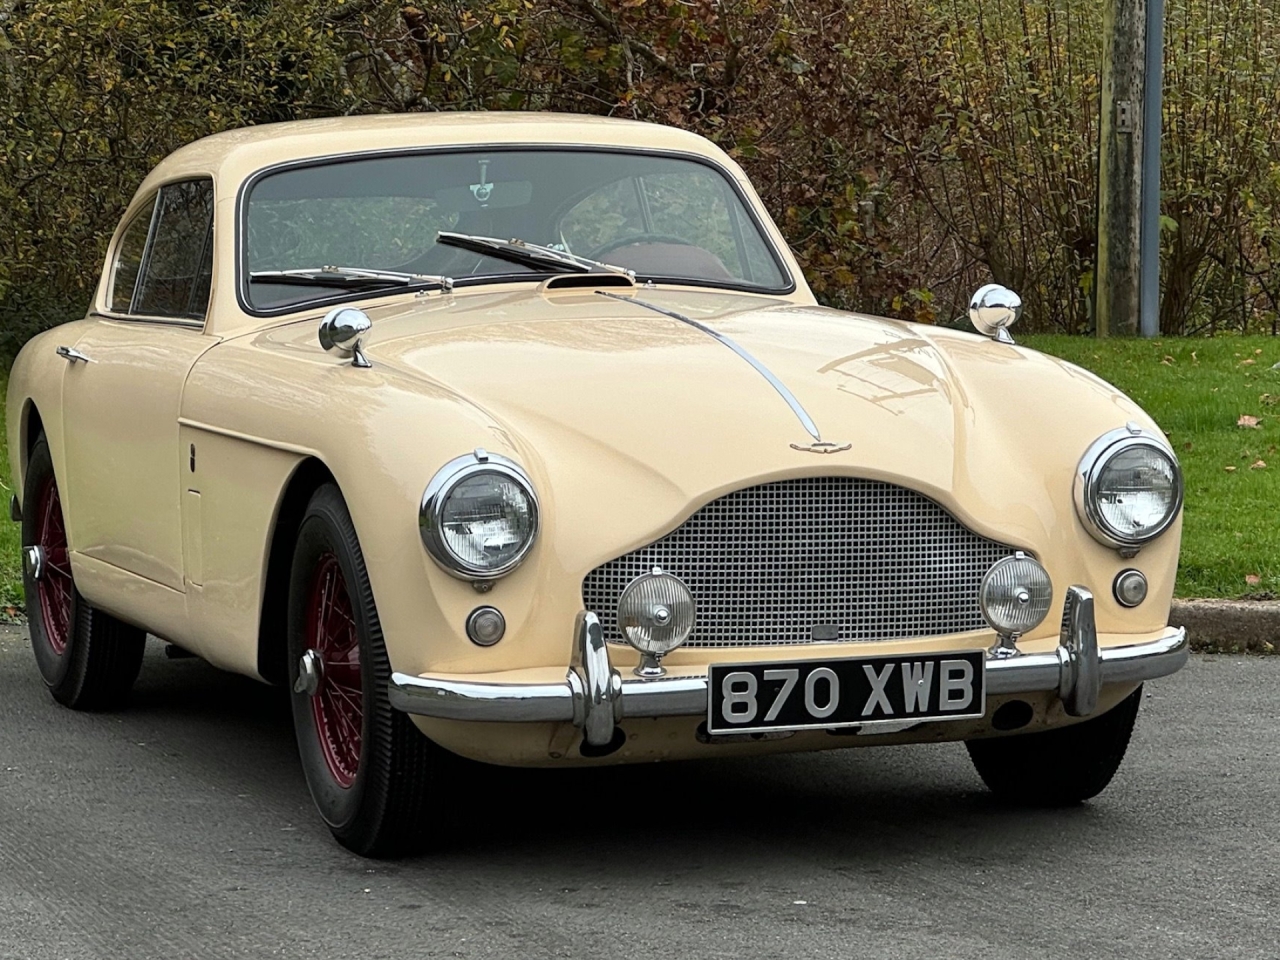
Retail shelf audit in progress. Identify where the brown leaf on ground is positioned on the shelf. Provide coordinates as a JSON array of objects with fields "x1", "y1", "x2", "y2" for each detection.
[
  {"x1": 1242, "y1": 358, "x2": 1257, "y2": 366},
  {"x1": 1238, "y1": 414, "x2": 1261, "y2": 428},
  {"x1": 1247, "y1": 574, "x2": 1262, "y2": 586},
  {"x1": 1161, "y1": 355, "x2": 1174, "y2": 365},
  {"x1": 1225, "y1": 465, "x2": 1238, "y2": 472},
  {"x1": 1251, "y1": 459, "x2": 1267, "y2": 469}
]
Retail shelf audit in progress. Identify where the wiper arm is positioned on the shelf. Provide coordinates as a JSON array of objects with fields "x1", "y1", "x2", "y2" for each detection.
[
  {"x1": 436, "y1": 232, "x2": 634, "y2": 279},
  {"x1": 249, "y1": 266, "x2": 452, "y2": 289}
]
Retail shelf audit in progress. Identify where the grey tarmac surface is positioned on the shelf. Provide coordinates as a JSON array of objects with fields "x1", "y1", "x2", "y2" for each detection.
[{"x1": 1, "y1": 624, "x2": 1277, "y2": 960}]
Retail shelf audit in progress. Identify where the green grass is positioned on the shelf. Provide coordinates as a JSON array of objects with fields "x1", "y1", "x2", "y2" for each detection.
[
  {"x1": 0, "y1": 337, "x2": 1274, "y2": 609},
  {"x1": 0, "y1": 381, "x2": 21, "y2": 617},
  {"x1": 1023, "y1": 335, "x2": 1280, "y2": 600}
]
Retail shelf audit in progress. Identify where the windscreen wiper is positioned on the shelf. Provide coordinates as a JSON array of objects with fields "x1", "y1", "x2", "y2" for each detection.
[
  {"x1": 436, "y1": 232, "x2": 634, "y2": 278},
  {"x1": 249, "y1": 266, "x2": 451, "y2": 290}
]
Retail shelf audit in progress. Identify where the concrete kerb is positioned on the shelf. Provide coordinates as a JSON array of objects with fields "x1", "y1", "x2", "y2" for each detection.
[{"x1": 1171, "y1": 599, "x2": 1280, "y2": 655}]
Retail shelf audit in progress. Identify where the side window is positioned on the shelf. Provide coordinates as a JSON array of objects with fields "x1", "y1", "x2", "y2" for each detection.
[
  {"x1": 109, "y1": 201, "x2": 155, "y2": 312},
  {"x1": 132, "y1": 179, "x2": 215, "y2": 320}
]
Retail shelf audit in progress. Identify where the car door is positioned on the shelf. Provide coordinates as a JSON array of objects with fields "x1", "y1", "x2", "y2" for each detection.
[{"x1": 59, "y1": 178, "x2": 217, "y2": 592}]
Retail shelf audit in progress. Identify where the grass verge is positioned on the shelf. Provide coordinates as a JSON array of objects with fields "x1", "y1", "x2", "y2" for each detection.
[
  {"x1": 1023, "y1": 334, "x2": 1280, "y2": 600},
  {"x1": 0, "y1": 380, "x2": 21, "y2": 617}
]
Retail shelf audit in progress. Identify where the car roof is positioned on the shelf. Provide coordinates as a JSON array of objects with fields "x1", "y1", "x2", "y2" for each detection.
[{"x1": 138, "y1": 112, "x2": 733, "y2": 193}]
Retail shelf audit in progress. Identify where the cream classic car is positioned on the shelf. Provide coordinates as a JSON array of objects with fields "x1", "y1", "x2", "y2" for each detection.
[{"x1": 7, "y1": 114, "x2": 1188, "y2": 857}]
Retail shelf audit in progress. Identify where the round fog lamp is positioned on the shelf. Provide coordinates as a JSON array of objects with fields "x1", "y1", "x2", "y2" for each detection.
[
  {"x1": 617, "y1": 569, "x2": 695, "y2": 676},
  {"x1": 980, "y1": 552, "x2": 1053, "y2": 640},
  {"x1": 1113, "y1": 569, "x2": 1148, "y2": 608},
  {"x1": 466, "y1": 606, "x2": 506, "y2": 646}
]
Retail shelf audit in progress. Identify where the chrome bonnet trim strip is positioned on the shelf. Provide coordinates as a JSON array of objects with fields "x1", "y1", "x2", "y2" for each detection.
[{"x1": 597, "y1": 290, "x2": 822, "y2": 441}]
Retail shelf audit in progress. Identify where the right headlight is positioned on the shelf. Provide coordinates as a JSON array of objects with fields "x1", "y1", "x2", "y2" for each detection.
[
  {"x1": 1074, "y1": 426, "x2": 1183, "y2": 550},
  {"x1": 420, "y1": 450, "x2": 539, "y2": 580}
]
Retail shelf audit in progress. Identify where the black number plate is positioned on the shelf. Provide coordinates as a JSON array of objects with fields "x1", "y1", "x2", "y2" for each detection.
[{"x1": 707, "y1": 650, "x2": 986, "y2": 735}]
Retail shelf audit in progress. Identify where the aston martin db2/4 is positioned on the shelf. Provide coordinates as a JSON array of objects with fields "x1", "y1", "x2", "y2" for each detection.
[{"x1": 7, "y1": 114, "x2": 1188, "y2": 856}]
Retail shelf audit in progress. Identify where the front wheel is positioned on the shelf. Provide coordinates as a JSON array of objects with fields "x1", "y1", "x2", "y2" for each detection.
[
  {"x1": 286, "y1": 483, "x2": 441, "y2": 857},
  {"x1": 965, "y1": 686, "x2": 1143, "y2": 805},
  {"x1": 23, "y1": 433, "x2": 145, "y2": 709}
]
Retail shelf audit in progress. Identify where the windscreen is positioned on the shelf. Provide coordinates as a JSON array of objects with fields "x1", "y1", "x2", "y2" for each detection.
[{"x1": 244, "y1": 149, "x2": 788, "y2": 309}]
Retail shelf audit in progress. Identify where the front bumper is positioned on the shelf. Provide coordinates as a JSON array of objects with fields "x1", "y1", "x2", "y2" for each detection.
[{"x1": 389, "y1": 585, "x2": 1189, "y2": 747}]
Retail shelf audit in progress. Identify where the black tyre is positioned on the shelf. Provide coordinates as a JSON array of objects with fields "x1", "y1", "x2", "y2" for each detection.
[
  {"x1": 23, "y1": 433, "x2": 146, "y2": 709},
  {"x1": 966, "y1": 686, "x2": 1143, "y2": 805},
  {"x1": 286, "y1": 483, "x2": 440, "y2": 857}
]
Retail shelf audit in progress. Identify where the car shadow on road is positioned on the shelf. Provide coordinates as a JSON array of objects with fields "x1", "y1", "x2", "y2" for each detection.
[{"x1": 123, "y1": 643, "x2": 1133, "y2": 873}]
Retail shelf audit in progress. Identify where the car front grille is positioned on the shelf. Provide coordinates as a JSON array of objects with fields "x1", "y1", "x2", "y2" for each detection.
[{"x1": 582, "y1": 476, "x2": 1016, "y2": 648}]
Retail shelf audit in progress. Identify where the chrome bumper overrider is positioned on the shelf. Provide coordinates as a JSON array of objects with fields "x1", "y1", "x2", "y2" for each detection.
[{"x1": 388, "y1": 586, "x2": 1189, "y2": 748}]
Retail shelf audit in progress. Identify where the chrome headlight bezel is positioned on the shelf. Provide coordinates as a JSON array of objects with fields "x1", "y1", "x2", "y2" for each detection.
[
  {"x1": 1073, "y1": 426, "x2": 1183, "y2": 550},
  {"x1": 419, "y1": 450, "x2": 540, "y2": 581}
]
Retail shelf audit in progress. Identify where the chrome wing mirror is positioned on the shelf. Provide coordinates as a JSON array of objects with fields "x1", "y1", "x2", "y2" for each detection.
[
  {"x1": 969, "y1": 284, "x2": 1022, "y2": 345},
  {"x1": 319, "y1": 307, "x2": 372, "y2": 368}
]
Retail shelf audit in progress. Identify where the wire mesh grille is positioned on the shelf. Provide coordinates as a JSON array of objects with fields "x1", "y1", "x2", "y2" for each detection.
[{"x1": 582, "y1": 476, "x2": 1016, "y2": 647}]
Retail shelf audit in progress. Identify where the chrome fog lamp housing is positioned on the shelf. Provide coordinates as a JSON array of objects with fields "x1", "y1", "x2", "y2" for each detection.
[
  {"x1": 1074, "y1": 425, "x2": 1183, "y2": 552},
  {"x1": 420, "y1": 449, "x2": 539, "y2": 581},
  {"x1": 617, "y1": 568, "x2": 696, "y2": 677},
  {"x1": 980, "y1": 552, "x2": 1053, "y2": 655}
]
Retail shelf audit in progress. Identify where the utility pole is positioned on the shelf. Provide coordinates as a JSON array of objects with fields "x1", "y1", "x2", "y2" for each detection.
[
  {"x1": 1096, "y1": 0, "x2": 1146, "y2": 337},
  {"x1": 1139, "y1": 0, "x2": 1166, "y2": 337}
]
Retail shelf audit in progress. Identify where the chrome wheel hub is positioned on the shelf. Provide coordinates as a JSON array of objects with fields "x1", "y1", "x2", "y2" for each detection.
[
  {"x1": 294, "y1": 648, "x2": 324, "y2": 697},
  {"x1": 23, "y1": 545, "x2": 45, "y2": 581}
]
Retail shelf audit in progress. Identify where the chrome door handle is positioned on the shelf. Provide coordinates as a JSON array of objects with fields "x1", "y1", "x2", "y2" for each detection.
[{"x1": 56, "y1": 345, "x2": 93, "y2": 364}]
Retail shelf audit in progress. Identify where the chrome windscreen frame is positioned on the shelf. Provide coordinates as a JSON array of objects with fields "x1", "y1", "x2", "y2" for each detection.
[
  {"x1": 419, "y1": 449, "x2": 540, "y2": 581},
  {"x1": 1073, "y1": 424, "x2": 1184, "y2": 551}
]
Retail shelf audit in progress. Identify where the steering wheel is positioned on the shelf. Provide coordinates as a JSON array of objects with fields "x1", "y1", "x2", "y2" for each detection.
[{"x1": 588, "y1": 233, "x2": 699, "y2": 259}]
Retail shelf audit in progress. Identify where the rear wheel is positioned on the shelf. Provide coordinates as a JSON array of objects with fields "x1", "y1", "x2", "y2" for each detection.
[
  {"x1": 965, "y1": 686, "x2": 1143, "y2": 805},
  {"x1": 24, "y1": 433, "x2": 146, "y2": 709},
  {"x1": 286, "y1": 483, "x2": 441, "y2": 857}
]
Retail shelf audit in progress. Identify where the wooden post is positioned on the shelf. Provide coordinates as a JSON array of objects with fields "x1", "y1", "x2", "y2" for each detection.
[{"x1": 1096, "y1": 0, "x2": 1146, "y2": 337}]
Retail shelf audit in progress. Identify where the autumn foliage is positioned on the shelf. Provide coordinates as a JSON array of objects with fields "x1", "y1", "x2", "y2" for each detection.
[{"x1": 1, "y1": 0, "x2": 1278, "y2": 357}]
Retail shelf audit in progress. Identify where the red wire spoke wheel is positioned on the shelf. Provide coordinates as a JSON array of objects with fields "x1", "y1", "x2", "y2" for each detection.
[
  {"x1": 305, "y1": 552, "x2": 363, "y2": 788},
  {"x1": 34, "y1": 475, "x2": 74, "y2": 656},
  {"x1": 287, "y1": 483, "x2": 440, "y2": 857},
  {"x1": 22, "y1": 432, "x2": 145, "y2": 710}
]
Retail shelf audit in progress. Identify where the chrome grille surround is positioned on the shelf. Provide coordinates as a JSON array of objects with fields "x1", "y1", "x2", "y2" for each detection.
[{"x1": 583, "y1": 476, "x2": 1018, "y2": 648}]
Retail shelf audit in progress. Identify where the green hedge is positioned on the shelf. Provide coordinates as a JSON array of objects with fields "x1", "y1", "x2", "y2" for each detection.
[{"x1": 2, "y1": 0, "x2": 1278, "y2": 357}]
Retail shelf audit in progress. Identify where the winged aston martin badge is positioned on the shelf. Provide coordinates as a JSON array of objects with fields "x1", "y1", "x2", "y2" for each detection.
[{"x1": 789, "y1": 440, "x2": 853, "y2": 454}]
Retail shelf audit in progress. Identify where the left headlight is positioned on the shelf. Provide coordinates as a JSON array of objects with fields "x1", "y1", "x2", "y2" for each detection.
[
  {"x1": 1074, "y1": 426, "x2": 1183, "y2": 550},
  {"x1": 420, "y1": 450, "x2": 539, "y2": 580}
]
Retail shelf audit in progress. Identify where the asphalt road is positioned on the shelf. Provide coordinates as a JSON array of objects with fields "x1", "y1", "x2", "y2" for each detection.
[{"x1": 1, "y1": 625, "x2": 1278, "y2": 960}]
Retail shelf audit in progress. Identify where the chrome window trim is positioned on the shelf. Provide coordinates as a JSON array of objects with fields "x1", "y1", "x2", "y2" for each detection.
[
  {"x1": 106, "y1": 193, "x2": 158, "y2": 314},
  {"x1": 1072, "y1": 426, "x2": 1184, "y2": 549},
  {"x1": 235, "y1": 143, "x2": 797, "y2": 319},
  {"x1": 103, "y1": 173, "x2": 216, "y2": 328},
  {"x1": 419, "y1": 450, "x2": 540, "y2": 581},
  {"x1": 89, "y1": 310, "x2": 206, "y2": 330}
]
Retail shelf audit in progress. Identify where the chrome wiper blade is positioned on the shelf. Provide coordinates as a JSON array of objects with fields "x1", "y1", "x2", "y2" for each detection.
[
  {"x1": 436, "y1": 232, "x2": 633, "y2": 278},
  {"x1": 249, "y1": 266, "x2": 450, "y2": 288}
]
